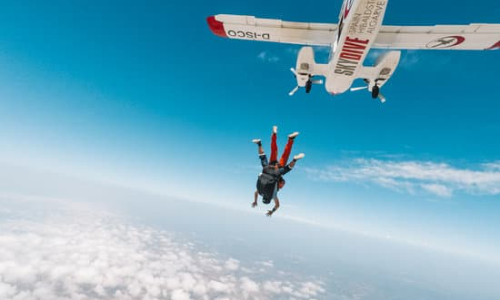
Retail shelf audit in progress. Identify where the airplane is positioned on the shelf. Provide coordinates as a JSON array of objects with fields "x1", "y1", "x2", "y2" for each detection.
[{"x1": 207, "y1": 0, "x2": 500, "y2": 103}]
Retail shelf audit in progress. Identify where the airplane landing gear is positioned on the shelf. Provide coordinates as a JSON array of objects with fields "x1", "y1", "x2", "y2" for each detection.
[
  {"x1": 289, "y1": 69, "x2": 323, "y2": 96},
  {"x1": 305, "y1": 79, "x2": 312, "y2": 93},
  {"x1": 351, "y1": 80, "x2": 386, "y2": 103},
  {"x1": 371, "y1": 85, "x2": 380, "y2": 99}
]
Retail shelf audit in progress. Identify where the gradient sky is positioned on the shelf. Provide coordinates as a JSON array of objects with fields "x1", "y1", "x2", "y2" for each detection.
[{"x1": 0, "y1": 0, "x2": 499, "y2": 263}]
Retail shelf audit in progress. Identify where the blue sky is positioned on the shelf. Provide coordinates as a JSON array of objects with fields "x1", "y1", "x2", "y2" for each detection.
[{"x1": 0, "y1": 0, "x2": 499, "y2": 262}]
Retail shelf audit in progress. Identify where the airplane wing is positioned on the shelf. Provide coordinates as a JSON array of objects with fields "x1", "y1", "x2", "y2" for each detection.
[
  {"x1": 208, "y1": 14, "x2": 500, "y2": 50},
  {"x1": 207, "y1": 15, "x2": 336, "y2": 46},
  {"x1": 375, "y1": 24, "x2": 500, "y2": 50}
]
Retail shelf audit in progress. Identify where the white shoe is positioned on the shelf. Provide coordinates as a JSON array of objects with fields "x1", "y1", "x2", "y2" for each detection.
[
  {"x1": 288, "y1": 132, "x2": 299, "y2": 139},
  {"x1": 293, "y1": 153, "x2": 305, "y2": 160},
  {"x1": 272, "y1": 126, "x2": 278, "y2": 134},
  {"x1": 252, "y1": 139, "x2": 261, "y2": 144}
]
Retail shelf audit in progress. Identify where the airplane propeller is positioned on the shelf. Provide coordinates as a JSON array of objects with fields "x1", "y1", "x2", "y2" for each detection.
[
  {"x1": 350, "y1": 86, "x2": 368, "y2": 92},
  {"x1": 289, "y1": 86, "x2": 300, "y2": 96}
]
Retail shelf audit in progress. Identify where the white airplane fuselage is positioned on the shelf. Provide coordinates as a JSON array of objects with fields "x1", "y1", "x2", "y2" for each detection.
[{"x1": 326, "y1": 0, "x2": 389, "y2": 95}]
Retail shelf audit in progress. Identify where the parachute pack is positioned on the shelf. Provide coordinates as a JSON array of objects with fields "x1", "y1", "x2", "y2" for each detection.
[{"x1": 256, "y1": 165, "x2": 279, "y2": 204}]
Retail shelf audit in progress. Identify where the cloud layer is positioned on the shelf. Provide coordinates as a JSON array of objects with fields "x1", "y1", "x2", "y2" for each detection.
[
  {"x1": 0, "y1": 197, "x2": 325, "y2": 300},
  {"x1": 305, "y1": 158, "x2": 500, "y2": 197},
  {"x1": 257, "y1": 51, "x2": 280, "y2": 63}
]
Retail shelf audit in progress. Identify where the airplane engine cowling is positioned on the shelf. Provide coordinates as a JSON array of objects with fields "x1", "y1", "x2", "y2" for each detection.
[
  {"x1": 371, "y1": 51, "x2": 401, "y2": 89},
  {"x1": 295, "y1": 47, "x2": 316, "y2": 87},
  {"x1": 289, "y1": 47, "x2": 328, "y2": 96},
  {"x1": 355, "y1": 51, "x2": 402, "y2": 102}
]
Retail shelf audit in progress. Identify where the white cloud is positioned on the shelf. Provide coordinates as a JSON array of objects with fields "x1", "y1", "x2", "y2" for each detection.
[
  {"x1": 483, "y1": 161, "x2": 500, "y2": 171},
  {"x1": 257, "y1": 260, "x2": 274, "y2": 268},
  {"x1": 400, "y1": 50, "x2": 420, "y2": 69},
  {"x1": 171, "y1": 289, "x2": 191, "y2": 300},
  {"x1": 224, "y1": 258, "x2": 240, "y2": 271},
  {"x1": 366, "y1": 50, "x2": 420, "y2": 70},
  {"x1": 0, "y1": 197, "x2": 325, "y2": 300},
  {"x1": 0, "y1": 282, "x2": 16, "y2": 299},
  {"x1": 367, "y1": 49, "x2": 387, "y2": 61},
  {"x1": 240, "y1": 277, "x2": 260, "y2": 293},
  {"x1": 263, "y1": 281, "x2": 282, "y2": 293},
  {"x1": 286, "y1": 46, "x2": 329, "y2": 57},
  {"x1": 257, "y1": 51, "x2": 280, "y2": 63},
  {"x1": 286, "y1": 47, "x2": 300, "y2": 56},
  {"x1": 305, "y1": 158, "x2": 500, "y2": 197},
  {"x1": 421, "y1": 183, "x2": 453, "y2": 197}
]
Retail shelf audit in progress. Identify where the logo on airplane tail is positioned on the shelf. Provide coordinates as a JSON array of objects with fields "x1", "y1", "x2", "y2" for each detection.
[{"x1": 426, "y1": 36, "x2": 466, "y2": 49}]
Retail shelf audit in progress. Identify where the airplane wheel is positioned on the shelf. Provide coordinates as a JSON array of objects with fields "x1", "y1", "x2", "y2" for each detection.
[
  {"x1": 305, "y1": 80, "x2": 312, "y2": 93},
  {"x1": 371, "y1": 85, "x2": 379, "y2": 99}
]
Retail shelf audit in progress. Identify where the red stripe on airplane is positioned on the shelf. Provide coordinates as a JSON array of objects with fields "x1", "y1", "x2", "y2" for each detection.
[
  {"x1": 344, "y1": 7, "x2": 351, "y2": 18},
  {"x1": 486, "y1": 41, "x2": 500, "y2": 50},
  {"x1": 451, "y1": 36, "x2": 466, "y2": 47},
  {"x1": 344, "y1": 0, "x2": 354, "y2": 18},
  {"x1": 207, "y1": 16, "x2": 227, "y2": 38}
]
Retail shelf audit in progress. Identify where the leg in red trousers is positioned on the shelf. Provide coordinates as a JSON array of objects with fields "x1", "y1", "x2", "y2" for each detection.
[
  {"x1": 270, "y1": 126, "x2": 278, "y2": 163},
  {"x1": 280, "y1": 132, "x2": 299, "y2": 166},
  {"x1": 279, "y1": 138, "x2": 294, "y2": 167}
]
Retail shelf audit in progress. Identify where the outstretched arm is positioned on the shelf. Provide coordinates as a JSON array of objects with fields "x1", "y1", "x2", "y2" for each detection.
[
  {"x1": 279, "y1": 164, "x2": 293, "y2": 176},
  {"x1": 279, "y1": 154, "x2": 304, "y2": 175},
  {"x1": 266, "y1": 197, "x2": 280, "y2": 217},
  {"x1": 252, "y1": 191, "x2": 258, "y2": 208}
]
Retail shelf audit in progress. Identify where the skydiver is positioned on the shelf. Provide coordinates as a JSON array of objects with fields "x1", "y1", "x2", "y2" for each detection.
[{"x1": 251, "y1": 126, "x2": 304, "y2": 217}]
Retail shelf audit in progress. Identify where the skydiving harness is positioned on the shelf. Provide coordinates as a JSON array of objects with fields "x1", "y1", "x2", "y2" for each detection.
[{"x1": 257, "y1": 165, "x2": 281, "y2": 204}]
